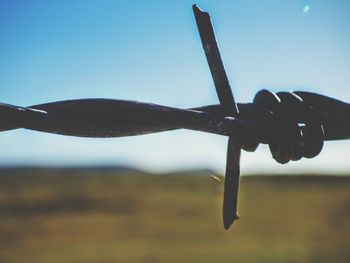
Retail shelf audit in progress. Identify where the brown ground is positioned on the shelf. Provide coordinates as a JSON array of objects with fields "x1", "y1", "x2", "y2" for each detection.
[{"x1": 0, "y1": 170, "x2": 349, "y2": 263}]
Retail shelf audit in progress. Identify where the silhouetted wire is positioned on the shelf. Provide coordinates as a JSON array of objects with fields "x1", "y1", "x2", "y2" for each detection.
[{"x1": 1, "y1": 4, "x2": 349, "y2": 230}]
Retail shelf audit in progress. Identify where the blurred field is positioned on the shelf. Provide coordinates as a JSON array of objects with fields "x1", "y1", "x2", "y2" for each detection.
[{"x1": 0, "y1": 169, "x2": 349, "y2": 263}]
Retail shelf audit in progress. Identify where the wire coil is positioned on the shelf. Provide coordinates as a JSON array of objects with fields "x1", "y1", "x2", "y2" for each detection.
[{"x1": 247, "y1": 90, "x2": 325, "y2": 164}]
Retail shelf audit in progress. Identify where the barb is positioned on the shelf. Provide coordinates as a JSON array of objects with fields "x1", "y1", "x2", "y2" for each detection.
[
  {"x1": 1, "y1": 5, "x2": 349, "y2": 230},
  {"x1": 193, "y1": 4, "x2": 241, "y2": 230}
]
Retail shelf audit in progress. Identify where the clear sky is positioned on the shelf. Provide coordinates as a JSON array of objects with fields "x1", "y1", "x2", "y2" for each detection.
[{"x1": 1, "y1": 0, "x2": 349, "y2": 174}]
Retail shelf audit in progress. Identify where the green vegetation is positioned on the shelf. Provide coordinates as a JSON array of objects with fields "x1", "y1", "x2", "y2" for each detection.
[{"x1": 0, "y1": 170, "x2": 349, "y2": 263}]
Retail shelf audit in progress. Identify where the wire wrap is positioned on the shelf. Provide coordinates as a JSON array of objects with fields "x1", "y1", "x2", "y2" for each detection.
[{"x1": 250, "y1": 90, "x2": 324, "y2": 164}]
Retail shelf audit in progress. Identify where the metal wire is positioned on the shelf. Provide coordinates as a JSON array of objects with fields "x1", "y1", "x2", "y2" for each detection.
[
  {"x1": 1, "y1": 94, "x2": 349, "y2": 140},
  {"x1": 1, "y1": 4, "x2": 349, "y2": 230}
]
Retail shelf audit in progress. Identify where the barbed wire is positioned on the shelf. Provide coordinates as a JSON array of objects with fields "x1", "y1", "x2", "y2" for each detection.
[
  {"x1": 1, "y1": 4, "x2": 349, "y2": 230},
  {"x1": 1, "y1": 90, "x2": 349, "y2": 152}
]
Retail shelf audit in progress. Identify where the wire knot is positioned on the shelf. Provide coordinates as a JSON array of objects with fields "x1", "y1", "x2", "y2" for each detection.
[{"x1": 242, "y1": 90, "x2": 325, "y2": 164}]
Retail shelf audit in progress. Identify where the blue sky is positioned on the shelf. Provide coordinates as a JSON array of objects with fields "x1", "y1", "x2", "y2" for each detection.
[{"x1": 1, "y1": 0, "x2": 349, "y2": 173}]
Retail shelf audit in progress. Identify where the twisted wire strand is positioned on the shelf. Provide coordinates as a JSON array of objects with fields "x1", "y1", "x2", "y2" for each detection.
[
  {"x1": 1, "y1": 90, "x2": 349, "y2": 164},
  {"x1": 0, "y1": 99, "x2": 256, "y2": 141}
]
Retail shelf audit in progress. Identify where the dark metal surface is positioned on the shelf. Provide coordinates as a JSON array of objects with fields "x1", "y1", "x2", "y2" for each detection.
[
  {"x1": 193, "y1": 4, "x2": 241, "y2": 230},
  {"x1": 0, "y1": 5, "x2": 349, "y2": 230},
  {"x1": 192, "y1": 5, "x2": 238, "y2": 116},
  {"x1": 1, "y1": 98, "x2": 349, "y2": 140}
]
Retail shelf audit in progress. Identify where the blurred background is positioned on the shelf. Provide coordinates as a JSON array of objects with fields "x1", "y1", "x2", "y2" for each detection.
[
  {"x1": 0, "y1": 1, "x2": 349, "y2": 262},
  {"x1": 1, "y1": 0, "x2": 350, "y2": 174}
]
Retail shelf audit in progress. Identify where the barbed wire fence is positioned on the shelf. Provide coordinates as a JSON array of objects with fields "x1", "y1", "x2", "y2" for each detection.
[{"x1": 1, "y1": 5, "x2": 349, "y2": 230}]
